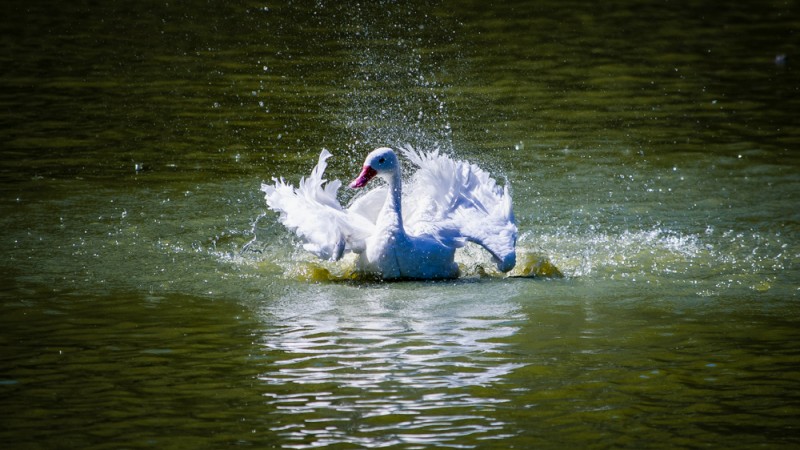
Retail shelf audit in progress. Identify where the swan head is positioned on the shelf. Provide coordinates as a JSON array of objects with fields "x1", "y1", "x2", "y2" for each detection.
[{"x1": 349, "y1": 147, "x2": 399, "y2": 188}]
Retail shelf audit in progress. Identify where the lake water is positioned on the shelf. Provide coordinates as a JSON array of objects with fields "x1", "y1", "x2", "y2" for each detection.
[{"x1": 2, "y1": 0, "x2": 799, "y2": 448}]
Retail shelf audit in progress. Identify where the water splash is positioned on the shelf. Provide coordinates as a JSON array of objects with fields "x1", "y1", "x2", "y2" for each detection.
[
  {"x1": 326, "y1": 1, "x2": 461, "y2": 158},
  {"x1": 528, "y1": 227, "x2": 710, "y2": 280},
  {"x1": 521, "y1": 225, "x2": 796, "y2": 296},
  {"x1": 242, "y1": 231, "x2": 563, "y2": 283}
]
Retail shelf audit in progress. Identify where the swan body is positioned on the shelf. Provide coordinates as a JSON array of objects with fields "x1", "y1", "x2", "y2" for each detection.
[{"x1": 261, "y1": 146, "x2": 517, "y2": 280}]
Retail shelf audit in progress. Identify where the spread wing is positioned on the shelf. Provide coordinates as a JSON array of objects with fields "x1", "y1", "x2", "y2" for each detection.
[
  {"x1": 261, "y1": 149, "x2": 373, "y2": 260},
  {"x1": 399, "y1": 145, "x2": 517, "y2": 271}
]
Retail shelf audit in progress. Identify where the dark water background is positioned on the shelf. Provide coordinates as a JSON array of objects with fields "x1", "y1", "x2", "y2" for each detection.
[{"x1": 2, "y1": 0, "x2": 799, "y2": 448}]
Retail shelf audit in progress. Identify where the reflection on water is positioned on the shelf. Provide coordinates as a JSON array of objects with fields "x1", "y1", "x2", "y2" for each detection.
[{"x1": 255, "y1": 284, "x2": 524, "y2": 447}]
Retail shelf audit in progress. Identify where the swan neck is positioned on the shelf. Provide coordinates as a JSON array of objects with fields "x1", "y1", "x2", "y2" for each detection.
[{"x1": 383, "y1": 169, "x2": 404, "y2": 230}]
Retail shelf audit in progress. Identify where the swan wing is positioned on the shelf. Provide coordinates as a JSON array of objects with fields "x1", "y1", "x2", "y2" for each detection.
[
  {"x1": 399, "y1": 145, "x2": 517, "y2": 271},
  {"x1": 450, "y1": 184, "x2": 517, "y2": 271},
  {"x1": 261, "y1": 149, "x2": 372, "y2": 260},
  {"x1": 347, "y1": 185, "x2": 387, "y2": 226}
]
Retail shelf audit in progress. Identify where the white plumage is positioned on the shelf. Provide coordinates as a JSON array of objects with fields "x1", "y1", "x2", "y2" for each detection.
[{"x1": 261, "y1": 145, "x2": 517, "y2": 280}]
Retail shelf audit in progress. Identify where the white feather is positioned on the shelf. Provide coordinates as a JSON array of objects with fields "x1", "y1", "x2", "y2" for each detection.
[{"x1": 262, "y1": 146, "x2": 517, "y2": 278}]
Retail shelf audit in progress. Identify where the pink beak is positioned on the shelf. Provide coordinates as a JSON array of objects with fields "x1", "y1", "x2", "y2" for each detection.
[{"x1": 350, "y1": 165, "x2": 377, "y2": 188}]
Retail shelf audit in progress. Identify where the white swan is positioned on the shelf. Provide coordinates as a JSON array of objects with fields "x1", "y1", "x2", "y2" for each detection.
[{"x1": 261, "y1": 146, "x2": 517, "y2": 280}]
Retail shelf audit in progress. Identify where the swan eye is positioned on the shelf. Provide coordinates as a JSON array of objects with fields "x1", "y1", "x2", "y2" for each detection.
[{"x1": 378, "y1": 157, "x2": 386, "y2": 164}]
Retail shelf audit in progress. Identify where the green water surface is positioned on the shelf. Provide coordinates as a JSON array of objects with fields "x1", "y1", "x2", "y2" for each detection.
[{"x1": 2, "y1": 0, "x2": 799, "y2": 448}]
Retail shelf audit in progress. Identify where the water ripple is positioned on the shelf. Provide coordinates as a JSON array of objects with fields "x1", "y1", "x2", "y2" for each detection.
[{"x1": 255, "y1": 284, "x2": 524, "y2": 447}]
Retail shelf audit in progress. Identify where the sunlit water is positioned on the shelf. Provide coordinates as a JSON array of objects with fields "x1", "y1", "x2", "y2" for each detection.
[{"x1": 2, "y1": 0, "x2": 799, "y2": 448}]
